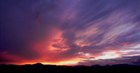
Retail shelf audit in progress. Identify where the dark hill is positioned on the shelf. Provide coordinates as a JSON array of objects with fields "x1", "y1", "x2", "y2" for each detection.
[{"x1": 0, "y1": 64, "x2": 140, "y2": 73}]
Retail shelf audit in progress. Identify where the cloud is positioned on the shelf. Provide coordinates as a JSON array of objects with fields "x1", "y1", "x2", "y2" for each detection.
[
  {"x1": 0, "y1": 0, "x2": 140, "y2": 65},
  {"x1": 77, "y1": 56, "x2": 140, "y2": 66}
]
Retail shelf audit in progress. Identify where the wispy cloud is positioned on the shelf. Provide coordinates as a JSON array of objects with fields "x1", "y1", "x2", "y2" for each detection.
[{"x1": 0, "y1": 0, "x2": 140, "y2": 65}]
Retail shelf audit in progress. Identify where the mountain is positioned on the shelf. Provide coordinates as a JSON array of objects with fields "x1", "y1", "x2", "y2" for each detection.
[{"x1": 0, "y1": 63, "x2": 140, "y2": 73}]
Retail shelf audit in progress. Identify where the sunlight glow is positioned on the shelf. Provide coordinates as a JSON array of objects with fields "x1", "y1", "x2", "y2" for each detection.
[
  {"x1": 41, "y1": 58, "x2": 82, "y2": 66},
  {"x1": 94, "y1": 51, "x2": 121, "y2": 60}
]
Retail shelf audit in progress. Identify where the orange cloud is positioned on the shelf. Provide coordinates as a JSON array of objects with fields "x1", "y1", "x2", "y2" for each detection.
[{"x1": 23, "y1": 28, "x2": 81, "y2": 65}]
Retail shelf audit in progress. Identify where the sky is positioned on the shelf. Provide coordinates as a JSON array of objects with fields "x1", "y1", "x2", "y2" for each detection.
[{"x1": 0, "y1": 0, "x2": 140, "y2": 66}]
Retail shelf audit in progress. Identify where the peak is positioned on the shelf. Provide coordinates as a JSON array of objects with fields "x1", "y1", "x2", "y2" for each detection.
[{"x1": 34, "y1": 63, "x2": 43, "y2": 65}]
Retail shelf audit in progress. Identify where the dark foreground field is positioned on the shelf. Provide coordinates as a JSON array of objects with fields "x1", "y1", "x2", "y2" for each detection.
[{"x1": 0, "y1": 63, "x2": 140, "y2": 73}]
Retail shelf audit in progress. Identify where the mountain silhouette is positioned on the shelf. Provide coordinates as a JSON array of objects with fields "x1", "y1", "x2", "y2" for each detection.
[{"x1": 0, "y1": 63, "x2": 140, "y2": 73}]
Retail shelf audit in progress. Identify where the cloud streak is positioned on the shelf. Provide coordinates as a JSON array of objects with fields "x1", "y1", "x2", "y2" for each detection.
[{"x1": 0, "y1": 0, "x2": 140, "y2": 65}]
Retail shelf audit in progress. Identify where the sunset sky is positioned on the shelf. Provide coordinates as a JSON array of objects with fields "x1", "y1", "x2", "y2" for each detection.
[{"x1": 0, "y1": 0, "x2": 140, "y2": 66}]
